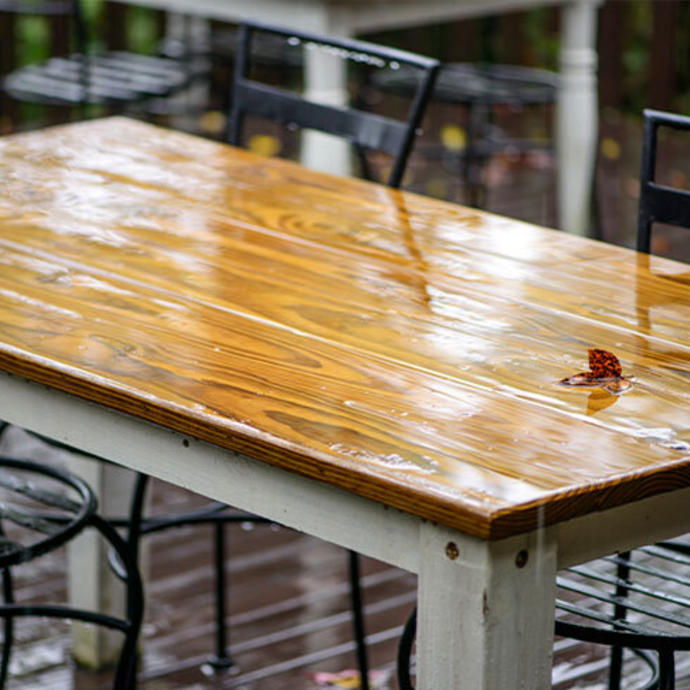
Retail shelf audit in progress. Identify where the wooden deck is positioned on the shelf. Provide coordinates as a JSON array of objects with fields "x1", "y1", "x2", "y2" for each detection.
[{"x1": 2, "y1": 426, "x2": 690, "y2": 689}]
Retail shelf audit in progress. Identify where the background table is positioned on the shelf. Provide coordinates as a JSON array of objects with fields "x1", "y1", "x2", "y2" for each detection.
[
  {"x1": 127, "y1": 0, "x2": 601, "y2": 237},
  {"x1": 1, "y1": 118, "x2": 689, "y2": 687}
]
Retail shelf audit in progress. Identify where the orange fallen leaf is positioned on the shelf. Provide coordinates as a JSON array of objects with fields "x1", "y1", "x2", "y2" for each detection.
[{"x1": 560, "y1": 348, "x2": 634, "y2": 396}]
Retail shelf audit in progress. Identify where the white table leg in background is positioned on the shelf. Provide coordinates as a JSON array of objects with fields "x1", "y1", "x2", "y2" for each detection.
[
  {"x1": 66, "y1": 456, "x2": 147, "y2": 669},
  {"x1": 300, "y1": 10, "x2": 352, "y2": 176},
  {"x1": 416, "y1": 522, "x2": 557, "y2": 689},
  {"x1": 557, "y1": 0, "x2": 600, "y2": 237},
  {"x1": 0, "y1": 426, "x2": 145, "y2": 669},
  {"x1": 163, "y1": 13, "x2": 211, "y2": 131}
]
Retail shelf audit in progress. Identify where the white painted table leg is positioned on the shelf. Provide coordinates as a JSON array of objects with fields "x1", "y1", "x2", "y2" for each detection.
[
  {"x1": 416, "y1": 523, "x2": 557, "y2": 689},
  {"x1": 301, "y1": 16, "x2": 352, "y2": 176},
  {"x1": 557, "y1": 0, "x2": 600, "y2": 236},
  {"x1": 162, "y1": 13, "x2": 211, "y2": 131},
  {"x1": 66, "y1": 455, "x2": 146, "y2": 668}
]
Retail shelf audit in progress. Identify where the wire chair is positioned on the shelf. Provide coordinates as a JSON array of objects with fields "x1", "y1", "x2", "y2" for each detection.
[
  {"x1": 0, "y1": 453, "x2": 142, "y2": 688},
  {"x1": 0, "y1": 0, "x2": 204, "y2": 116},
  {"x1": 397, "y1": 109, "x2": 690, "y2": 690}
]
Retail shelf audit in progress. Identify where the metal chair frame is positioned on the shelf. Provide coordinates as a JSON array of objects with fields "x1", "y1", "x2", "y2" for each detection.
[
  {"x1": 0, "y1": 453, "x2": 143, "y2": 689},
  {"x1": 370, "y1": 59, "x2": 557, "y2": 208},
  {"x1": 16, "y1": 429, "x2": 255, "y2": 674},
  {"x1": 397, "y1": 109, "x2": 690, "y2": 690},
  {"x1": 1, "y1": 0, "x2": 202, "y2": 110},
  {"x1": 637, "y1": 109, "x2": 690, "y2": 253},
  {"x1": 227, "y1": 19, "x2": 439, "y2": 188}
]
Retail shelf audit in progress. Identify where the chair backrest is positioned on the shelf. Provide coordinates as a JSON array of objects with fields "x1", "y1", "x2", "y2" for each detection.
[
  {"x1": 227, "y1": 20, "x2": 439, "y2": 188},
  {"x1": 637, "y1": 108, "x2": 690, "y2": 253}
]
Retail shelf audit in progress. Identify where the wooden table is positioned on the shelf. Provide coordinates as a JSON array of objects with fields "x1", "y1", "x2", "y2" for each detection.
[
  {"x1": 135, "y1": 0, "x2": 601, "y2": 237},
  {"x1": 1, "y1": 117, "x2": 690, "y2": 688}
]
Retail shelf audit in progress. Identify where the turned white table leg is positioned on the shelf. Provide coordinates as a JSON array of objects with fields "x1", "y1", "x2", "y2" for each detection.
[
  {"x1": 300, "y1": 10, "x2": 352, "y2": 177},
  {"x1": 557, "y1": 0, "x2": 600, "y2": 237}
]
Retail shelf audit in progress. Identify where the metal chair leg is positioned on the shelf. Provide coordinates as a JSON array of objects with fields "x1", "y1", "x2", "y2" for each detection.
[
  {"x1": 658, "y1": 649, "x2": 675, "y2": 690},
  {"x1": 348, "y1": 551, "x2": 369, "y2": 690},
  {"x1": 89, "y1": 514, "x2": 143, "y2": 690},
  {"x1": 609, "y1": 551, "x2": 632, "y2": 690},
  {"x1": 0, "y1": 567, "x2": 13, "y2": 689},
  {"x1": 397, "y1": 606, "x2": 417, "y2": 690},
  {"x1": 206, "y1": 521, "x2": 237, "y2": 672}
]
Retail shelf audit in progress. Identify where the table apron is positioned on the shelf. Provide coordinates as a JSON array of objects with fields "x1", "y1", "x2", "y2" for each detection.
[
  {"x1": 554, "y1": 485, "x2": 690, "y2": 568},
  {"x1": 0, "y1": 371, "x2": 422, "y2": 573}
]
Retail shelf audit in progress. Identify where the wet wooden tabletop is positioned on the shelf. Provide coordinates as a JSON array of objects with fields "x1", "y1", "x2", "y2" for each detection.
[{"x1": 0, "y1": 117, "x2": 688, "y2": 540}]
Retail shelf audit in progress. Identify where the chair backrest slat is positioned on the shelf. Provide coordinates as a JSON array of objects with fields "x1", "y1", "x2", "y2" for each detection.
[
  {"x1": 233, "y1": 79, "x2": 410, "y2": 156},
  {"x1": 644, "y1": 183, "x2": 690, "y2": 230},
  {"x1": 227, "y1": 20, "x2": 439, "y2": 188},
  {"x1": 637, "y1": 108, "x2": 690, "y2": 253}
]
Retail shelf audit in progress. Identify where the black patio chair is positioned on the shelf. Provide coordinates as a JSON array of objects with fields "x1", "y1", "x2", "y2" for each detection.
[
  {"x1": 371, "y1": 60, "x2": 557, "y2": 208},
  {"x1": 548, "y1": 109, "x2": 690, "y2": 690},
  {"x1": 637, "y1": 109, "x2": 690, "y2": 254},
  {"x1": 0, "y1": 448, "x2": 143, "y2": 689},
  {"x1": 223, "y1": 20, "x2": 439, "y2": 688},
  {"x1": 0, "y1": 426, "x2": 262, "y2": 675},
  {"x1": 227, "y1": 20, "x2": 439, "y2": 188},
  {"x1": 0, "y1": 0, "x2": 204, "y2": 116}
]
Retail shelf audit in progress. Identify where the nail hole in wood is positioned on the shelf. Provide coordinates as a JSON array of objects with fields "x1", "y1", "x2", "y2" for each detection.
[
  {"x1": 515, "y1": 549, "x2": 529, "y2": 568},
  {"x1": 445, "y1": 542, "x2": 459, "y2": 560}
]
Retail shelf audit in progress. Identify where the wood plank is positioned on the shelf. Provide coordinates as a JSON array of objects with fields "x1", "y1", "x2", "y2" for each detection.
[
  {"x1": 1, "y1": 118, "x2": 687, "y2": 349},
  {"x1": 1, "y1": 239, "x2": 689, "y2": 455},
  {"x1": 1, "y1": 118, "x2": 690, "y2": 541},
  {"x1": 1, "y1": 242, "x2": 690, "y2": 538}
]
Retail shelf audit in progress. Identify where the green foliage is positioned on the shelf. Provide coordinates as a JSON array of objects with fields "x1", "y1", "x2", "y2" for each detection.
[
  {"x1": 16, "y1": 16, "x2": 51, "y2": 65},
  {"x1": 13, "y1": 0, "x2": 160, "y2": 59},
  {"x1": 620, "y1": 1, "x2": 653, "y2": 114},
  {"x1": 125, "y1": 7, "x2": 159, "y2": 53},
  {"x1": 523, "y1": 8, "x2": 559, "y2": 70}
]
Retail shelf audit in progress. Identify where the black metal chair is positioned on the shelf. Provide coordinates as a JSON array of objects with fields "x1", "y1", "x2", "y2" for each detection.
[
  {"x1": 227, "y1": 20, "x2": 440, "y2": 188},
  {"x1": 5, "y1": 428, "x2": 260, "y2": 675},
  {"x1": 637, "y1": 109, "x2": 690, "y2": 254},
  {"x1": 224, "y1": 20, "x2": 439, "y2": 688},
  {"x1": 370, "y1": 59, "x2": 557, "y2": 208},
  {"x1": 549, "y1": 108, "x2": 690, "y2": 690},
  {"x1": 0, "y1": 447, "x2": 143, "y2": 688},
  {"x1": 0, "y1": 0, "x2": 203, "y2": 116}
]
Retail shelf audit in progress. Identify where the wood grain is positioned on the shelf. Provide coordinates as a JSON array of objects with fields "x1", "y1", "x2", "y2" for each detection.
[{"x1": 0, "y1": 117, "x2": 689, "y2": 539}]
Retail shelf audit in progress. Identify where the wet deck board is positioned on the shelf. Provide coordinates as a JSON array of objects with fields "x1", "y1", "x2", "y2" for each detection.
[{"x1": 2, "y1": 453, "x2": 685, "y2": 689}]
